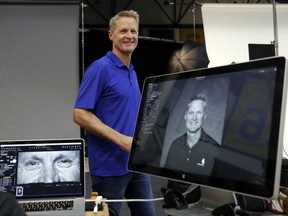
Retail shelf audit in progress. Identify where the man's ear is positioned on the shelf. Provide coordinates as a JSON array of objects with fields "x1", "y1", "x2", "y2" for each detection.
[{"x1": 108, "y1": 31, "x2": 113, "y2": 41}]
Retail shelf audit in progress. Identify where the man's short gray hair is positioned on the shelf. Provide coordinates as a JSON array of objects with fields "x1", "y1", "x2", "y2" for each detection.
[
  {"x1": 187, "y1": 94, "x2": 208, "y2": 112},
  {"x1": 109, "y1": 10, "x2": 140, "y2": 32}
]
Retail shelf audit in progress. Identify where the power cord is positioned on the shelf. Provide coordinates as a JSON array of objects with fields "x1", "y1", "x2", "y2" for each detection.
[
  {"x1": 92, "y1": 185, "x2": 200, "y2": 213},
  {"x1": 233, "y1": 205, "x2": 252, "y2": 216},
  {"x1": 101, "y1": 197, "x2": 164, "y2": 203},
  {"x1": 92, "y1": 196, "x2": 164, "y2": 213}
]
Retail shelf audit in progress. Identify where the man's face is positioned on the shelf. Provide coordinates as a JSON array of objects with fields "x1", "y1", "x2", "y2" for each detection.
[
  {"x1": 17, "y1": 151, "x2": 80, "y2": 184},
  {"x1": 109, "y1": 16, "x2": 138, "y2": 56},
  {"x1": 185, "y1": 100, "x2": 206, "y2": 133}
]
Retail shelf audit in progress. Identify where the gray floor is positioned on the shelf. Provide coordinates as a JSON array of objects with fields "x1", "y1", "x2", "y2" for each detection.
[{"x1": 85, "y1": 173, "x2": 168, "y2": 216}]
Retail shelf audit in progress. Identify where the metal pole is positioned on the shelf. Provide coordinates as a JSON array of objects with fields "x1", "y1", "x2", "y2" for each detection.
[
  {"x1": 272, "y1": 0, "x2": 279, "y2": 56},
  {"x1": 192, "y1": 3, "x2": 196, "y2": 42},
  {"x1": 80, "y1": 1, "x2": 87, "y2": 75}
]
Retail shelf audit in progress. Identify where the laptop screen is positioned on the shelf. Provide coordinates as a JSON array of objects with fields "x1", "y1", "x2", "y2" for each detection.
[
  {"x1": 128, "y1": 56, "x2": 287, "y2": 199},
  {"x1": 0, "y1": 139, "x2": 85, "y2": 199}
]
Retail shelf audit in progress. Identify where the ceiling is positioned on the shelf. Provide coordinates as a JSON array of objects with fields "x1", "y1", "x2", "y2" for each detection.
[
  {"x1": 82, "y1": 0, "x2": 272, "y2": 28},
  {"x1": 0, "y1": 0, "x2": 281, "y2": 28}
]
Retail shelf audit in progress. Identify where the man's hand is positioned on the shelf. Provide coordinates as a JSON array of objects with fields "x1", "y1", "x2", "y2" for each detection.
[
  {"x1": 73, "y1": 108, "x2": 134, "y2": 152},
  {"x1": 120, "y1": 136, "x2": 133, "y2": 153}
]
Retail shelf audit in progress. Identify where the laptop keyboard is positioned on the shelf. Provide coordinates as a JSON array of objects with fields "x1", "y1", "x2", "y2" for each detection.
[{"x1": 19, "y1": 200, "x2": 74, "y2": 212}]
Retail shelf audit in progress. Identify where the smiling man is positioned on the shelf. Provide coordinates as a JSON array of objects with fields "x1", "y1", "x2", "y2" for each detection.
[{"x1": 73, "y1": 10, "x2": 156, "y2": 216}]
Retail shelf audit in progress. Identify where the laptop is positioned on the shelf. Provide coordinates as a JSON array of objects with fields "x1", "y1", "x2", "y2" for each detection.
[{"x1": 0, "y1": 138, "x2": 86, "y2": 216}]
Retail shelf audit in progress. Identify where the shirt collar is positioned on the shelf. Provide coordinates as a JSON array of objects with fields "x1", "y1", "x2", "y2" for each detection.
[{"x1": 107, "y1": 51, "x2": 134, "y2": 71}]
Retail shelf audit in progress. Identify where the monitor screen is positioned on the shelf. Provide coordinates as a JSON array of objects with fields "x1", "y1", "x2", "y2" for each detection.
[{"x1": 128, "y1": 56, "x2": 287, "y2": 199}]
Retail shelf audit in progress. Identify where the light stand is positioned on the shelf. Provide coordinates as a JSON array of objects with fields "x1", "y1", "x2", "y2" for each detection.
[
  {"x1": 190, "y1": 2, "x2": 196, "y2": 42},
  {"x1": 189, "y1": 1, "x2": 202, "y2": 42},
  {"x1": 80, "y1": 1, "x2": 87, "y2": 75},
  {"x1": 272, "y1": 0, "x2": 279, "y2": 56}
]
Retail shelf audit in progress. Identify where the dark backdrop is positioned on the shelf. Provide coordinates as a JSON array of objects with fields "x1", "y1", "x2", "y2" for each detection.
[{"x1": 81, "y1": 29, "x2": 183, "y2": 90}]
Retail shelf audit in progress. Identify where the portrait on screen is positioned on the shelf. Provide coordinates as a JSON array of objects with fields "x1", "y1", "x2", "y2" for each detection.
[
  {"x1": 162, "y1": 79, "x2": 229, "y2": 176},
  {"x1": 17, "y1": 150, "x2": 80, "y2": 184},
  {"x1": 160, "y1": 77, "x2": 228, "y2": 168},
  {"x1": 130, "y1": 75, "x2": 228, "y2": 169},
  {"x1": 165, "y1": 93, "x2": 222, "y2": 176}
]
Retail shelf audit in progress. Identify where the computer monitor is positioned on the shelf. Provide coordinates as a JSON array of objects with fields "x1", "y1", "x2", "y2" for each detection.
[
  {"x1": 248, "y1": 44, "x2": 275, "y2": 61},
  {"x1": 128, "y1": 57, "x2": 287, "y2": 204}
]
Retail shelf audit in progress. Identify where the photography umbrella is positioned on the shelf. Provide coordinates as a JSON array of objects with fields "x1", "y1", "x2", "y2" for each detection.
[{"x1": 169, "y1": 41, "x2": 210, "y2": 73}]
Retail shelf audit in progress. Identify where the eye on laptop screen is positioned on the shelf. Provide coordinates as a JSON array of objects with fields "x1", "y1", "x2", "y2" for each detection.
[
  {"x1": 128, "y1": 56, "x2": 287, "y2": 199},
  {"x1": 0, "y1": 139, "x2": 85, "y2": 199}
]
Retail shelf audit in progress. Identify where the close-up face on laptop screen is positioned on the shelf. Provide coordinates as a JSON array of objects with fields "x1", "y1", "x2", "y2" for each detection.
[
  {"x1": 128, "y1": 56, "x2": 287, "y2": 199},
  {"x1": 0, "y1": 139, "x2": 85, "y2": 199},
  {"x1": 17, "y1": 150, "x2": 80, "y2": 184}
]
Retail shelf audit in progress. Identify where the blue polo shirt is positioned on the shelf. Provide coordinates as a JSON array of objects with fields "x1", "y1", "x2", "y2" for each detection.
[{"x1": 74, "y1": 51, "x2": 141, "y2": 176}]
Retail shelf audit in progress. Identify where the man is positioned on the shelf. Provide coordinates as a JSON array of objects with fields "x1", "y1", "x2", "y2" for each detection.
[
  {"x1": 73, "y1": 10, "x2": 156, "y2": 216},
  {"x1": 165, "y1": 94, "x2": 221, "y2": 176},
  {"x1": 17, "y1": 151, "x2": 80, "y2": 184}
]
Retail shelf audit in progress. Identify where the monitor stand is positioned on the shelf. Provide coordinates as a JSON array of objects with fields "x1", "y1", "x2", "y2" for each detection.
[{"x1": 164, "y1": 186, "x2": 235, "y2": 216}]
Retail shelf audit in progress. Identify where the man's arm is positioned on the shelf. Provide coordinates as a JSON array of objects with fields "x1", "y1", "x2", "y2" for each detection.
[{"x1": 73, "y1": 108, "x2": 132, "y2": 152}]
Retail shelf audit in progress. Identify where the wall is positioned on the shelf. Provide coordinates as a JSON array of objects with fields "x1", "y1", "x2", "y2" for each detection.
[{"x1": 0, "y1": 3, "x2": 81, "y2": 140}]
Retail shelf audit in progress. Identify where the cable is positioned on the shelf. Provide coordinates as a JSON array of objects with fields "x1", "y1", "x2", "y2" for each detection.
[
  {"x1": 182, "y1": 184, "x2": 198, "y2": 196},
  {"x1": 92, "y1": 185, "x2": 197, "y2": 212},
  {"x1": 234, "y1": 204, "x2": 267, "y2": 216},
  {"x1": 101, "y1": 197, "x2": 164, "y2": 203},
  {"x1": 97, "y1": 185, "x2": 199, "y2": 203},
  {"x1": 234, "y1": 205, "x2": 251, "y2": 216},
  {"x1": 232, "y1": 193, "x2": 239, "y2": 206},
  {"x1": 92, "y1": 196, "x2": 163, "y2": 213}
]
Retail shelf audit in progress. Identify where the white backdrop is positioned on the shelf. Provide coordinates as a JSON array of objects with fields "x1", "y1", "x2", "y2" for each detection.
[
  {"x1": 202, "y1": 3, "x2": 288, "y2": 67},
  {"x1": 202, "y1": 3, "x2": 288, "y2": 158}
]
